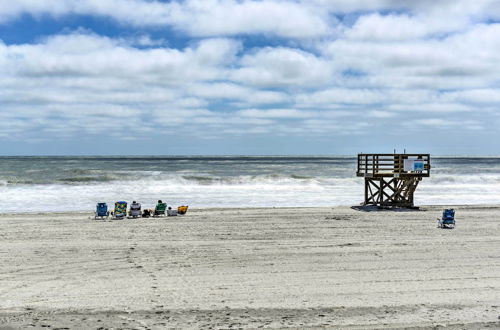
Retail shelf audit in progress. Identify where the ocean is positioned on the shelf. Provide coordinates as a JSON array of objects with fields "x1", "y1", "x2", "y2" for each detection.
[{"x1": 0, "y1": 156, "x2": 499, "y2": 213}]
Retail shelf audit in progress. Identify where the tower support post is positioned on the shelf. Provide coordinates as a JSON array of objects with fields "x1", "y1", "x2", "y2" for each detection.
[{"x1": 363, "y1": 177, "x2": 421, "y2": 208}]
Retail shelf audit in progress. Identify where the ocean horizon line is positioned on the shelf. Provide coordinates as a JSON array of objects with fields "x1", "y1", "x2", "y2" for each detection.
[{"x1": 1, "y1": 154, "x2": 500, "y2": 158}]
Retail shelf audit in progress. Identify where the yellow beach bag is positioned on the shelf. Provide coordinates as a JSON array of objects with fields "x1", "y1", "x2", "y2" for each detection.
[{"x1": 177, "y1": 205, "x2": 188, "y2": 215}]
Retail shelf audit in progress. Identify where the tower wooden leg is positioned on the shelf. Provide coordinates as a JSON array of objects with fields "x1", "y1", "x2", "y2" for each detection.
[{"x1": 364, "y1": 177, "x2": 420, "y2": 207}]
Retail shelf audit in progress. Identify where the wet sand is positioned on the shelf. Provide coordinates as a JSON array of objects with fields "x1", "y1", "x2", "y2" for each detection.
[{"x1": 0, "y1": 205, "x2": 499, "y2": 329}]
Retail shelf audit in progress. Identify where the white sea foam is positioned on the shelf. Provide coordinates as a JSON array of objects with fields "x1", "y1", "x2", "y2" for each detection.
[
  {"x1": 0, "y1": 156, "x2": 499, "y2": 213},
  {"x1": 0, "y1": 173, "x2": 499, "y2": 213}
]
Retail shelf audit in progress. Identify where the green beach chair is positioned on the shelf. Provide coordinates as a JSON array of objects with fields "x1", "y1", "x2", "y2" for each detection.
[{"x1": 154, "y1": 201, "x2": 167, "y2": 217}]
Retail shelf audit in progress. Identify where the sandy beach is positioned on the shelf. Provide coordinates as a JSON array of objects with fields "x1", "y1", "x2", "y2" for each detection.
[{"x1": 0, "y1": 205, "x2": 499, "y2": 329}]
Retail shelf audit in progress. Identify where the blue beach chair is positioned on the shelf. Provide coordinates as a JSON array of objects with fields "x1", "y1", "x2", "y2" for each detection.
[
  {"x1": 95, "y1": 202, "x2": 109, "y2": 220},
  {"x1": 438, "y1": 209, "x2": 455, "y2": 229}
]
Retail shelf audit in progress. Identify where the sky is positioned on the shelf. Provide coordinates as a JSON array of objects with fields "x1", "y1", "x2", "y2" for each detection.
[{"x1": 1, "y1": 0, "x2": 500, "y2": 156}]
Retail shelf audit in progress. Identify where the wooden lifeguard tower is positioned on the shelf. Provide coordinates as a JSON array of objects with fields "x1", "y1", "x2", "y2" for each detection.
[{"x1": 356, "y1": 153, "x2": 431, "y2": 208}]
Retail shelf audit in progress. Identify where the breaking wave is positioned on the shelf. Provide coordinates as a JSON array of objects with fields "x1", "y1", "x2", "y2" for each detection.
[
  {"x1": 1, "y1": 156, "x2": 500, "y2": 212},
  {"x1": 1, "y1": 172, "x2": 325, "y2": 186}
]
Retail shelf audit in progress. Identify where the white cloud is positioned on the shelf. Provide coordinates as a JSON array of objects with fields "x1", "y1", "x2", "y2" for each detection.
[
  {"x1": 186, "y1": 82, "x2": 290, "y2": 106},
  {"x1": 386, "y1": 103, "x2": 471, "y2": 113},
  {"x1": 448, "y1": 89, "x2": 500, "y2": 104},
  {"x1": 323, "y1": 23, "x2": 500, "y2": 91},
  {"x1": 0, "y1": 33, "x2": 245, "y2": 139},
  {"x1": 167, "y1": 0, "x2": 332, "y2": 38},
  {"x1": 308, "y1": 0, "x2": 500, "y2": 20},
  {"x1": 368, "y1": 110, "x2": 395, "y2": 118},
  {"x1": 296, "y1": 88, "x2": 385, "y2": 106},
  {"x1": 238, "y1": 108, "x2": 312, "y2": 119},
  {"x1": 415, "y1": 118, "x2": 455, "y2": 127},
  {"x1": 0, "y1": 0, "x2": 333, "y2": 39},
  {"x1": 413, "y1": 118, "x2": 482, "y2": 131},
  {"x1": 2, "y1": 0, "x2": 500, "y2": 40},
  {"x1": 1, "y1": 34, "x2": 240, "y2": 84},
  {"x1": 233, "y1": 47, "x2": 333, "y2": 87},
  {"x1": 0, "y1": 0, "x2": 171, "y2": 25},
  {"x1": 2, "y1": 1, "x2": 500, "y2": 146},
  {"x1": 346, "y1": 13, "x2": 468, "y2": 41},
  {"x1": 188, "y1": 83, "x2": 278, "y2": 102}
]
